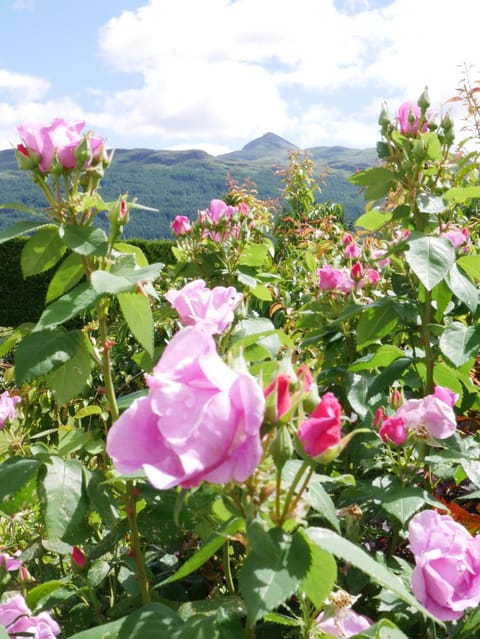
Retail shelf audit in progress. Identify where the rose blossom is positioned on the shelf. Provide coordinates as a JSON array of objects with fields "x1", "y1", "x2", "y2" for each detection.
[
  {"x1": 264, "y1": 374, "x2": 291, "y2": 421},
  {"x1": 394, "y1": 388, "x2": 457, "y2": 439},
  {"x1": 397, "y1": 101, "x2": 429, "y2": 135},
  {"x1": 165, "y1": 279, "x2": 242, "y2": 334},
  {"x1": 0, "y1": 551, "x2": 21, "y2": 572},
  {"x1": 0, "y1": 594, "x2": 60, "y2": 638},
  {"x1": 205, "y1": 198, "x2": 236, "y2": 223},
  {"x1": 297, "y1": 392, "x2": 342, "y2": 458},
  {"x1": 344, "y1": 242, "x2": 362, "y2": 260},
  {"x1": 378, "y1": 416, "x2": 408, "y2": 445},
  {"x1": 17, "y1": 119, "x2": 105, "y2": 172},
  {"x1": 106, "y1": 326, "x2": 265, "y2": 489},
  {"x1": 316, "y1": 590, "x2": 373, "y2": 638},
  {"x1": 409, "y1": 509, "x2": 480, "y2": 621},
  {"x1": 0, "y1": 391, "x2": 20, "y2": 429},
  {"x1": 170, "y1": 215, "x2": 191, "y2": 235},
  {"x1": 317, "y1": 265, "x2": 354, "y2": 294}
]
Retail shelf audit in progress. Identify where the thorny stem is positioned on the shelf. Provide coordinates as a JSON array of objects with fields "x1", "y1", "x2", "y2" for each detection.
[{"x1": 125, "y1": 480, "x2": 151, "y2": 604}]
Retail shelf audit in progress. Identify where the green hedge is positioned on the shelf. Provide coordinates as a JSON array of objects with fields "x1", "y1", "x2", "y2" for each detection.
[{"x1": 0, "y1": 237, "x2": 176, "y2": 328}]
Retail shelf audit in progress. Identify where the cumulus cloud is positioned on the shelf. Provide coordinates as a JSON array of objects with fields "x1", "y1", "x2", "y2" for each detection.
[
  {"x1": 94, "y1": 0, "x2": 480, "y2": 149},
  {"x1": 0, "y1": 0, "x2": 479, "y2": 151}
]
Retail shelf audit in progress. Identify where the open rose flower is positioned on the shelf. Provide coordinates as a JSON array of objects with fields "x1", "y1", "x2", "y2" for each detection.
[
  {"x1": 17, "y1": 119, "x2": 105, "y2": 172},
  {"x1": 409, "y1": 509, "x2": 480, "y2": 621},
  {"x1": 394, "y1": 388, "x2": 457, "y2": 439},
  {"x1": 318, "y1": 265, "x2": 354, "y2": 294},
  {"x1": 106, "y1": 326, "x2": 265, "y2": 489},
  {"x1": 297, "y1": 392, "x2": 342, "y2": 458},
  {"x1": 165, "y1": 279, "x2": 242, "y2": 334},
  {"x1": 0, "y1": 552, "x2": 21, "y2": 572},
  {"x1": 0, "y1": 391, "x2": 20, "y2": 429},
  {"x1": 316, "y1": 590, "x2": 373, "y2": 638},
  {"x1": 0, "y1": 594, "x2": 60, "y2": 638}
]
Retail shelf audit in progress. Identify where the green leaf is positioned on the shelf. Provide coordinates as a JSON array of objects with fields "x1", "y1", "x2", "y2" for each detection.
[
  {"x1": 416, "y1": 193, "x2": 446, "y2": 214},
  {"x1": 27, "y1": 580, "x2": 66, "y2": 611},
  {"x1": 355, "y1": 209, "x2": 392, "y2": 231},
  {"x1": 0, "y1": 220, "x2": 50, "y2": 244},
  {"x1": 0, "y1": 322, "x2": 34, "y2": 358},
  {"x1": 230, "y1": 318, "x2": 281, "y2": 359},
  {"x1": 0, "y1": 627, "x2": 10, "y2": 639},
  {"x1": 114, "y1": 242, "x2": 149, "y2": 267},
  {"x1": 349, "y1": 345, "x2": 405, "y2": 372},
  {"x1": 238, "y1": 242, "x2": 270, "y2": 267},
  {"x1": 350, "y1": 167, "x2": 396, "y2": 200},
  {"x1": 405, "y1": 234, "x2": 454, "y2": 291},
  {"x1": 38, "y1": 456, "x2": 89, "y2": 543},
  {"x1": 36, "y1": 282, "x2": 98, "y2": 330},
  {"x1": 161, "y1": 517, "x2": 244, "y2": 585},
  {"x1": 15, "y1": 328, "x2": 84, "y2": 384},
  {"x1": 0, "y1": 457, "x2": 40, "y2": 503},
  {"x1": 356, "y1": 300, "x2": 399, "y2": 349},
  {"x1": 239, "y1": 528, "x2": 311, "y2": 623},
  {"x1": 46, "y1": 334, "x2": 92, "y2": 404},
  {"x1": 250, "y1": 283, "x2": 272, "y2": 301},
  {"x1": 356, "y1": 618, "x2": 410, "y2": 638},
  {"x1": 306, "y1": 527, "x2": 437, "y2": 621},
  {"x1": 298, "y1": 530, "x2": 336, "y2": 609},
  {"x1": 60, "y1": 224, "x2": 109, "y2": 256},
  {"x1": 381, "y1": 485, "x2": 430, "y2": 525},
  {"x1": 445, "y1": 264, "x2": 478, "y2": 313},
  {"x1": 118, "y1": 291, "x2": 154, "y2": 357},
  {"x1": 439, "y1": 322, "x2": 480, "y2": 367},
  {"x1": 307, "y1": 476, "x2": 341, "y2": 532},
  {"x1": 46, "y1": 252, "x2": 85, "y2": 303},
  {"x1": 444, "y1": 185, "x2": 480, "y2": 203},
  {"x1": 367, "y1": 357, "x2": 412, "y2": 398},
  {"x1": 21, "y1": 226, "x2": 66, "y2": 277},
  {"x1": 457, "y1": 255, "x2": 480, "y2": 281},
  {"x1": 177, "y1": 596, "x2": 246, "y2": 623}
]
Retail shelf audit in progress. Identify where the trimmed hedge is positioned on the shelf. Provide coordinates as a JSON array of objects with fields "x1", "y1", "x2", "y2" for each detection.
[{"x1": 0, "y1": 237, "x2": 176, "y2": 328}]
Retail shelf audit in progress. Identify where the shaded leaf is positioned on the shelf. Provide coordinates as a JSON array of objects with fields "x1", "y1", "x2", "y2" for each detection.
[
  {"x1": 60, "y1": 224, "x2": 109, "y2": 256},
  {"x1": 21, "y1": 226, "x2": 66, "y2": 277},
  {"x1": 118, "y1": 291, "x2": 154, "y2": 357}
]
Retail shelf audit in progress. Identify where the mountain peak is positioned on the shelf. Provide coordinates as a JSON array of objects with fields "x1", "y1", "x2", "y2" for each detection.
[{"x1": 242, "y1": 132, "x2": 298, "y2": 152}]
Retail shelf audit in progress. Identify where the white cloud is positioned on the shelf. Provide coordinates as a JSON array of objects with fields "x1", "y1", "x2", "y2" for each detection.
[{"x1": 9, "y1": 0, "x2": 35, "y2": 10}]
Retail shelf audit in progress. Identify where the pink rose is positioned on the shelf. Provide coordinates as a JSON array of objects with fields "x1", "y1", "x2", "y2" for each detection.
[
  {"x1": 71, "y1": 546, "x2": 86, "y2": 570},
  {"x1": 397, "y1": 101, "x2": 430, "y2": 135},
  {"x1": 297, "y1": 392, "x2": 342, "y2": 458},
  {"x1": 395, "y1": 392, "x2": 456, "y2": 439},
  {"x1": 171, "y1": 215, "x2": 191, "y2": 235},
  {"x1": 378, "y1": 416, "x2": 408, "y2": 445},
  {"x1": 206, "y1": 199, "x2": 236, "y2": 223},
  {"x1": 264, "y1": 374, "x2": 292, "y2": 421},
  {"x1": 0, "y1": 391, "x2": 20, "y2": 429},
  {"x1": 365, "y1": 267, "x2": 380, "y2": 285},
  {"x1": 0, "y1": 594, "x2": 60, "y2": 638},
  {"x1": 317, "y1": 265, "x2": 354, "y2": 294},
  {"x1": 344, "y1": 242, "x2": 362, "y2": 260},
  {"x1": 316, "y1": 607, "x2": 373, "y2": 638},
  {"x1": 165, "y1": 279, "x2": 242, "y2": 334},
  {"x1": 409, "y1": 510, "x2": 480, "y2": 621},
  {"x1": 0, "y1": 551, "x2": 21, "y2": 572},
  {"x1": 17, "y1": 119, "x2": 105, "y2": 172},
  {"x1": 433, "y1": 385, "x2": 458, "y2": 407},
  {"x1": 350, "y1": 261, "x2": 363, "y2": 281},
  {"x1": 106, "y1": 326, "x2": 265, "y2": 489}
]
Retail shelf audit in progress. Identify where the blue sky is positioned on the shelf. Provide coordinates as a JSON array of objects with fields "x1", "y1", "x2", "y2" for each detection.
[{"x1": 1, "y1": 0, "x2": 479, "y2": 154}]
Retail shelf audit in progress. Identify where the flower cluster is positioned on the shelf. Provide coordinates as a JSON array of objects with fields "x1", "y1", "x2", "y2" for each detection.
[
  {"x1": 317, "y1": 233, "x2": 389, "y2": 297},
  {"x1": 409, "y1": 509, "x2": 480, "y2": 621},
  {"x1": 106, "y1": 326, "x2": 265, "y2": 489},
  {"x1": 376, "y1": 386, "x2": 457, "y2": 445},
  {"x1": 0, "y1": 594, "x2": 60, "y2": 638},
  {"x1": 16, "y1": 118, "x2": 108, "y2": 174}
]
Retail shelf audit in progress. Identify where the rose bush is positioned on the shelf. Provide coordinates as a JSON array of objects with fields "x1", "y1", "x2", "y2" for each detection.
[
  {"x1": 106, "y1": 325, "x2": 265, "y2": 489},
  {"x1": 408, "y1": 509, "x2": 480, "y2": 621}
]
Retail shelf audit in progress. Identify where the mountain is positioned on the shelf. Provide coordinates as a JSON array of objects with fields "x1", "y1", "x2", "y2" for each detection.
[{"x1": 0, "y1": 134, "x2": 377, "y2": 239}]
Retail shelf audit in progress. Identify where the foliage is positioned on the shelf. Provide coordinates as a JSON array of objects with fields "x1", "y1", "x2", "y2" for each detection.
[{"x1": 0, "y1": 80, "x2": 480, "y2": 639}]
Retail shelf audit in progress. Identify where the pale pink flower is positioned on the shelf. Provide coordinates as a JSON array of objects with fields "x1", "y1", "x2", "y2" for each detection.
[
  {"x1": 344, "y1": 242, "x2": 362, "y2": 260},
  {"x1": 106, "y1": 326, "x2": 265, "y2": 489},
  {"x1": 394, "y1": 388, "x2": 457, "y2": 439},
  {"x1": 165, "y1": 279, "x2": 242, "y2": 334},
  {"x1": 0, "y1": 594, "x2": 60, "y2": 638},
  {"x1": 318, "y1": 265, "x2": 354, "y2": 294},
  {"x1": 0, "y1": 391, "x2": 20, "y2": 429},
  {"x1": 397, "y1": 101, "x2": 430, "y2": 135},
  {"x1": 409, "y1": 510, "x2": 480, "y2": 621},
  {"x1": 0, "y1": 552, "x2": 21, "y2": 572}
]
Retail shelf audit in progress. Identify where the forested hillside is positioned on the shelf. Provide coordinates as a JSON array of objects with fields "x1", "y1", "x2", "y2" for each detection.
[{"x1": 0, "y1": 132, "x2": 376, "y2": 238}]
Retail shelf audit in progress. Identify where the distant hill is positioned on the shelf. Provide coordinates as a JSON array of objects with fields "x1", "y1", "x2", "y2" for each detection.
[{"x1": 0, "y1": 133, "x2": 377, "y2": 239}]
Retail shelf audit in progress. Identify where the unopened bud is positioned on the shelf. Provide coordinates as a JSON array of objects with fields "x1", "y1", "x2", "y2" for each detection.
[
  {"x1": 270, "y1": 426, "x2": 293, "y2": 470},
  {"x1": 417, "y1": 87, "x2": 431, "y2": 113}
]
